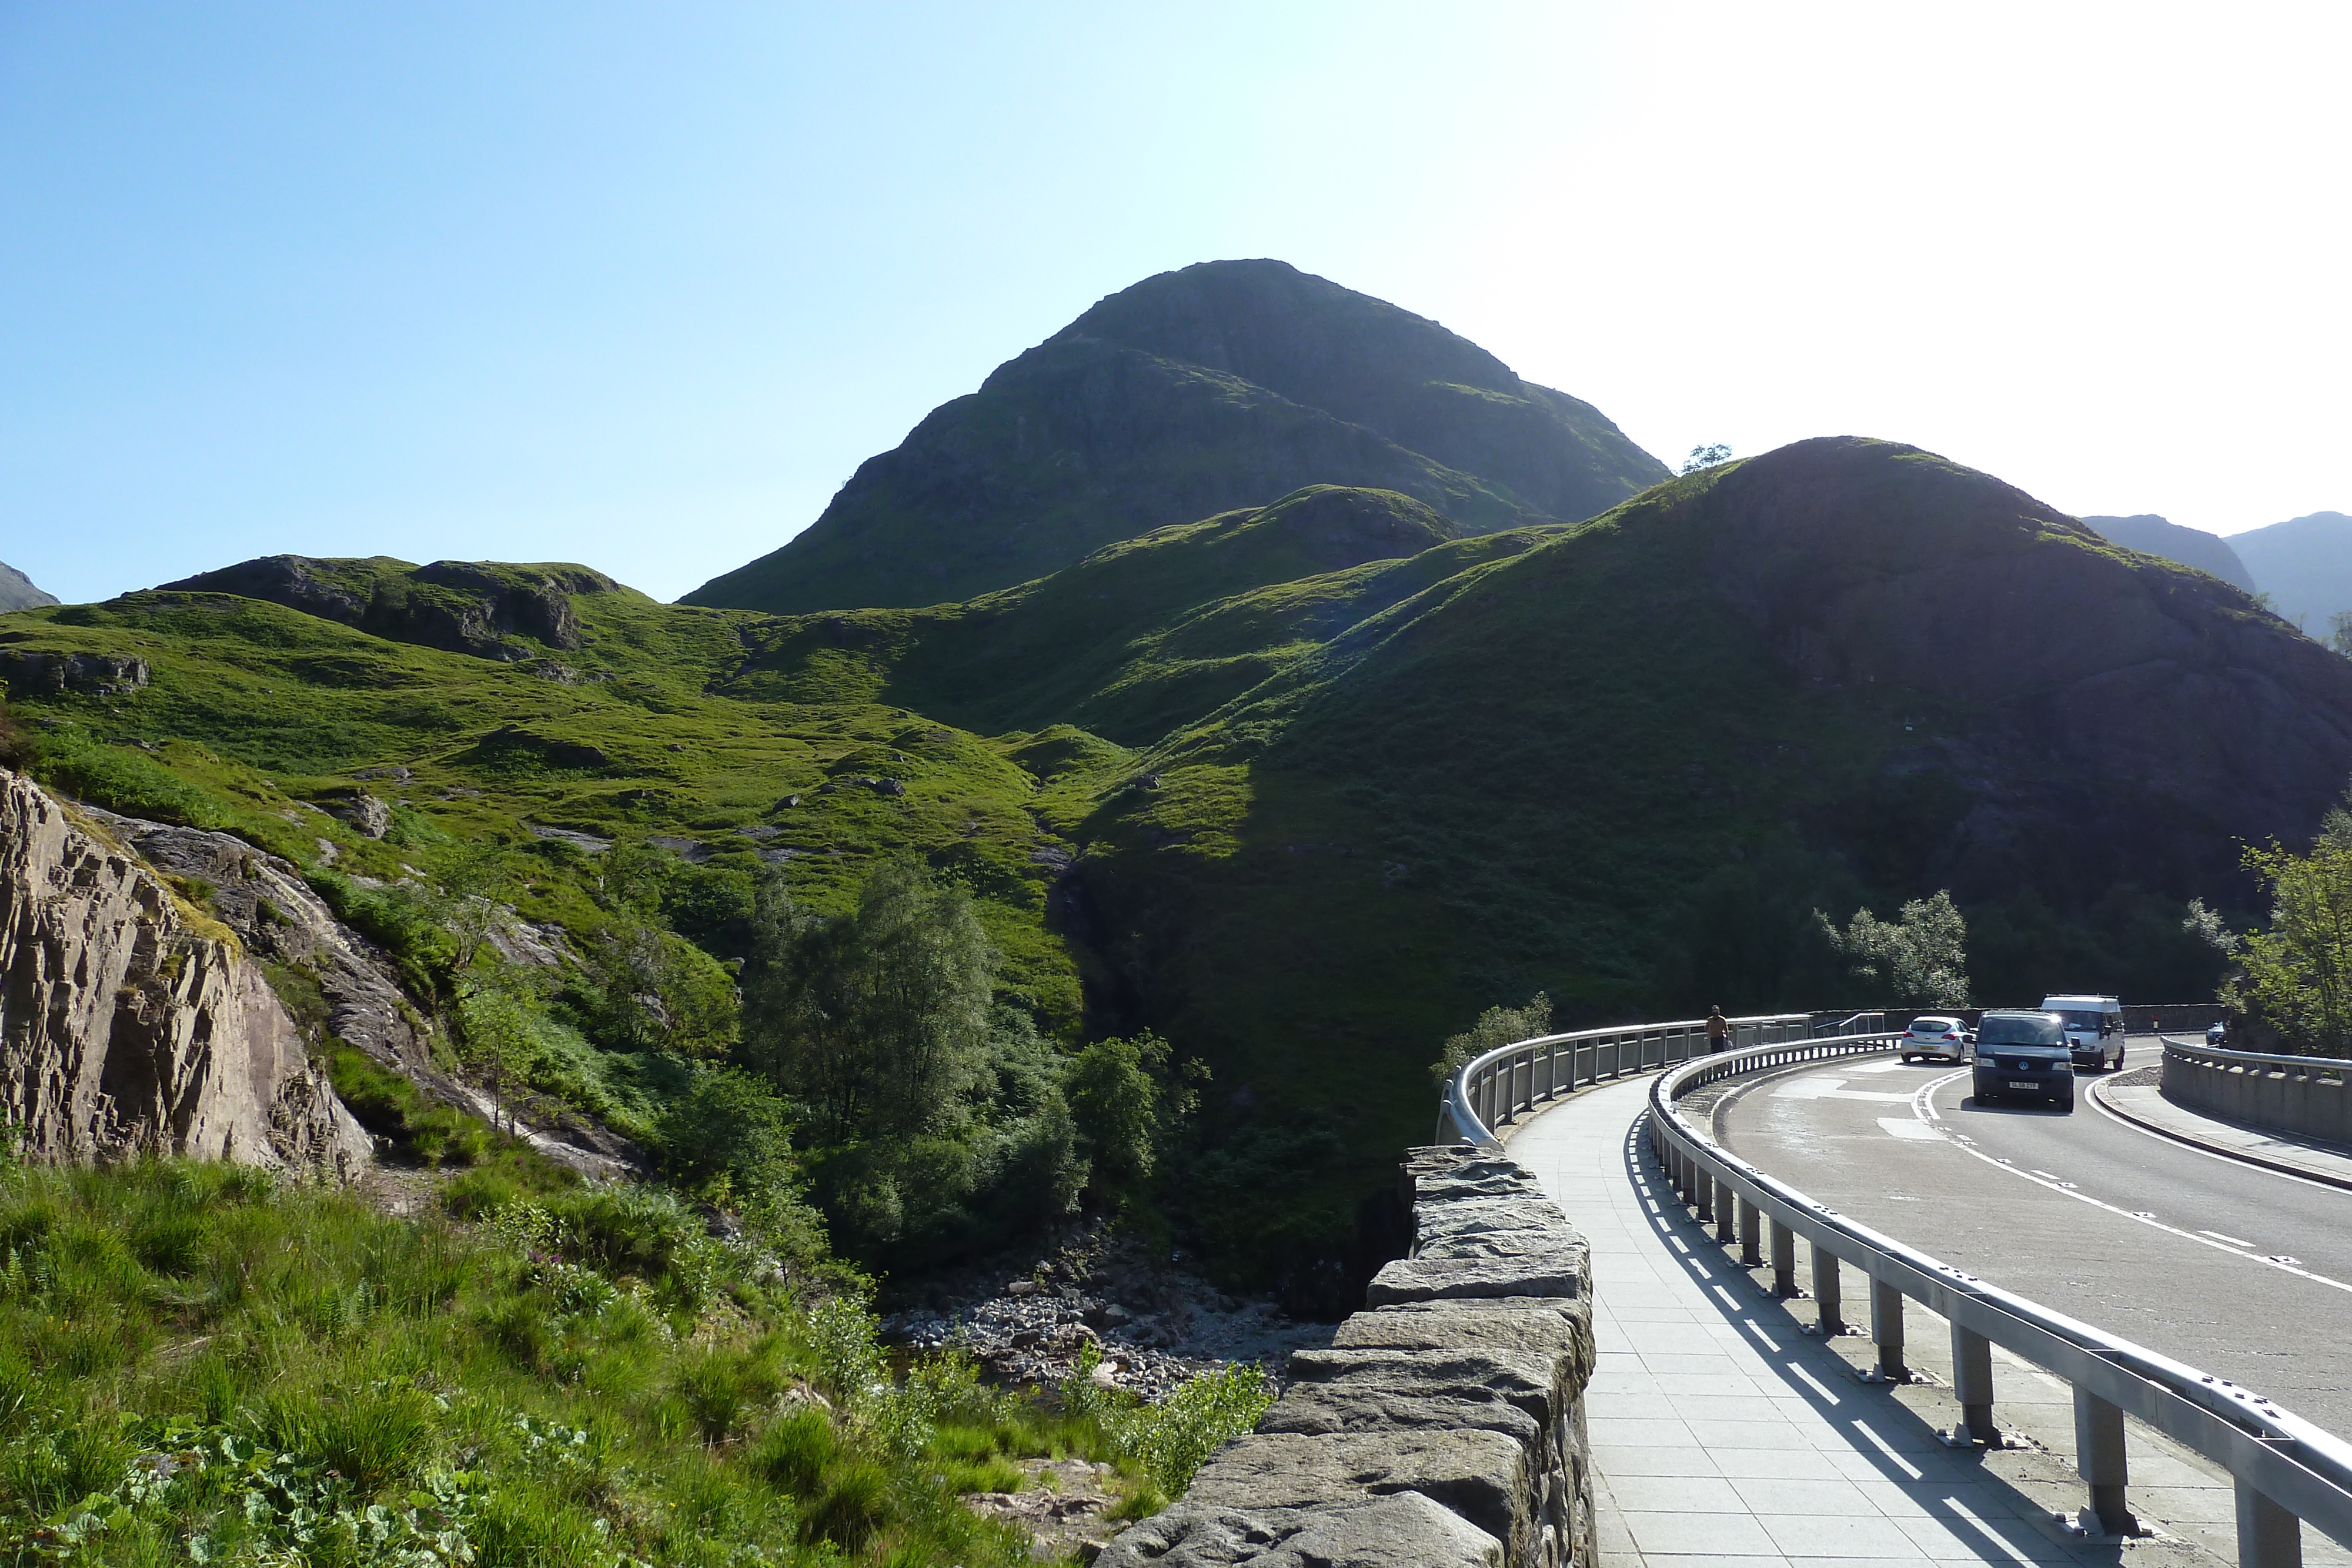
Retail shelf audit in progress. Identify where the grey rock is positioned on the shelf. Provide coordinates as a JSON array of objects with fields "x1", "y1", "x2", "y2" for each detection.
[
  {"x1": 1364, "y1": 1252, "x2": 1585, "y2": 1306},
  {"x1": 647, "y1": 835, "x2": 711, "y2": 862},
  {"x1": 0, "y1": 771, "x2": 370, "y2": 1176},
  {"x1": 1257, "y1": 1383, "x2": 1540, "y2": 1449},
  {"x1": 0, "y1": 560, "x2": 59, "y2": 613},
  {"x1": 0, "y1": 650, "x2": 151, "y2": 696},
  {"x1": 1185, "y1": 1430, "x2": 1529, "y2": 1564},
  {"x1": 1098, "y1": 1492, "x2": 1501, "y2": 1568},
  {"x1": 327, "y1": 791, "x2": 392, "y2": 839},
  {"x1": 527, "y1": 824, "x2": 613, "y2": 854},
  {"x1": 1330, "y1": 1301, "x2": 1590, "y2": 1369}
]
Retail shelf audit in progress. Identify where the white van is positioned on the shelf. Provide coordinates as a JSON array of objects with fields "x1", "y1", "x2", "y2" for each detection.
[{"x1": 2039, "y1": 994, "x2": 2126, "y2": 1071}]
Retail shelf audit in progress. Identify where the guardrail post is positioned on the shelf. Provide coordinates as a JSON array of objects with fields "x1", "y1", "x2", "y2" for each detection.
[
  {"x1": 1713, "y1": 1175, "x2": 1736, "y2": 1243},
  {"x1": 1949, "y1": 1325, "x2": 1998, "y2": 1446},
  {"x1": 1769, "y1": 1218, "x2": 1796, "y2": 1296},
  {"x1": 1739, "y1": 1196, "x2": 1762, "y2": 1267},
  {"x1": 1810, "y1": 1243, "x2": 1843, "y2": 1335},
  {"x1": 2074, "y1": 1387, "x2": 2136, "y2": 1536},
  {"x1": 2234, "y1": 1479, "x2": 2301, "y2": 1568},
  {"x1": 1867, "y1": 1276, "x2": 1907, "y2": 1381},
  {"x1": 1693, "y1": 1159, "x2": 1713, "y2": 1222}
]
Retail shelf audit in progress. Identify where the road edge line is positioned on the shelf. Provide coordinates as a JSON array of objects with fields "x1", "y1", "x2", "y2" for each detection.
[{"x1": 2086, "y1": 1074, "x2": 2352, "y2": 1196}]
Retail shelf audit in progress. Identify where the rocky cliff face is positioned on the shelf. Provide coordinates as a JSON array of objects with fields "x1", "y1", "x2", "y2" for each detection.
[{"x1": 0, "y1": 770, "x2": 371, "y2": 1175}]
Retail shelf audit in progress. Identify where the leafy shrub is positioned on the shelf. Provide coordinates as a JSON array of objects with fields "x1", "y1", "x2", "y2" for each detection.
[
  {"x1": 1064, "y1": 1344, "x2": 1272, "y2": 1497},
  {"x1": 29, "y1": 729, "x2": 226, "y2": 827}
]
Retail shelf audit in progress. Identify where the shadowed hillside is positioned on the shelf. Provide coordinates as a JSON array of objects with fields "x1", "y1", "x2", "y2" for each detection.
[
  {"x1": 2082, "y1": 514, "x2": 2256, "y2": 593},
  {"x1": 684, "y1": 260, "x2": 1667, "y2": 614}
]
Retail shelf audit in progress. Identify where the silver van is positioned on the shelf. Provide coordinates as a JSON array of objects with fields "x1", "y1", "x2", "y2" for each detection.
[{"x1": 2039, "y1": 993, "x2": 2125, "y2": 1071}]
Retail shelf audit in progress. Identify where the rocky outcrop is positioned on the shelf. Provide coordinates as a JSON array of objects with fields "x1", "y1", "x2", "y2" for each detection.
[
  {"x1": 0, "y1": 770, "x2": 370, "y2": 1176},
  {"x1": 83, "y1": 805, "x2": 640, "y2": 1179},
  {"x1": 0, "y1": 649, "x2": 151, "y2": 696},
  {"x1": 1100, "y1": 1146, "x2": 1593, "y2": 1568},
  {"x1": 157, "y1": 556, "x2": 615, "y2": 663}
]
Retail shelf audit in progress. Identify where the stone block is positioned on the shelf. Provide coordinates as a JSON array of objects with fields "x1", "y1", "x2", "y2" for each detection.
[
  {"x1": 1185, "y1": 1430, "x2": 1530, "y2": 1563},
  {"x1": 1258, "y1": 1382, "x2": 1541, "y2": 1449},
  {"x1": 1365, "y1": 1251, "x2": 1584, "y2": 1306},
  {"x1": 1097, "y1": 1491, "x2": 1502, "y2": 1568}
]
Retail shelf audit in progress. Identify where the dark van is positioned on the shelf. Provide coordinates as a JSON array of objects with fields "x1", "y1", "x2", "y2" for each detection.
[{"x1": 1971, "y1": 1011, "x2": 2074, "y2": 1112}]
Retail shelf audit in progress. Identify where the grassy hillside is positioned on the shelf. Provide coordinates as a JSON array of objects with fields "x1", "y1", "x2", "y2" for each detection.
[
  {"x1": 0, "y1": 1149, "x2": 1228, "y2": 1567},
  {"x1": 684, "y1": 260, "x2": 1667, "y2": 615},
  {"x1": 9, "y1": 440, "x2": 2345, "y2": 1306}
]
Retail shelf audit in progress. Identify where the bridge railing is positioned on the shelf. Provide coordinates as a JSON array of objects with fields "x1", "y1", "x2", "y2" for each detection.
[
  {"x1": 2161, "y1": 1038, "x2": 2352, "y2": 1149},
  {"x1": 1618, "y1": 1034, "x2": 2352, "y2": 1567},
  {"x1": 1434, "y1": 1011, "x2": 1851, "y2": 1145}
]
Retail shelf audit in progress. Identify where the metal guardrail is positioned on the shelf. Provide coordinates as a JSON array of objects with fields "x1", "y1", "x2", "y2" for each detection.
[
  {"x1": 1433, "y1": 1011, "x2": 1876, "y2": 1145},
  {"x1": 1631, "y1": 1035, "x2": 2352, "y2": 1568},
  {"x1": 2163, "y1": 1038, "x2": 2352, "y2": 1149}
]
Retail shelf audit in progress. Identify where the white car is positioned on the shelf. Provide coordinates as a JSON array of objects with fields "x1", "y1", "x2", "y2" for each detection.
[{"x1": 1899, "y1": 1014, "x2": 1970, "y2": 1063}]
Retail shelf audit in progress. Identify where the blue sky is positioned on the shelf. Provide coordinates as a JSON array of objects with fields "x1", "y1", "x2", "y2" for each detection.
[{"x1": 6, "y1": 4, "x2": 2348, "y2": 604}]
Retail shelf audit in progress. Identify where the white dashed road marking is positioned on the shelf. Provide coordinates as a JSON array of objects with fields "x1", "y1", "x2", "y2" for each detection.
[{"x1": 1906, "y1": 1068, "x2": 2352, "y2": 1296}]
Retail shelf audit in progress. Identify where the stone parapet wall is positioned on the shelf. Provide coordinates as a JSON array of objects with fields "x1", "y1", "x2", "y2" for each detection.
[{"x1": 1101, "y1": 1145, "x2": 1594, "y2": 1568}]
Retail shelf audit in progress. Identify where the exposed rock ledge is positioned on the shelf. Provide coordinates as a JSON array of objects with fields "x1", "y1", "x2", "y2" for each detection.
[{"x1": 0, "y1": 769, "x2": 371, "y2": 1176}]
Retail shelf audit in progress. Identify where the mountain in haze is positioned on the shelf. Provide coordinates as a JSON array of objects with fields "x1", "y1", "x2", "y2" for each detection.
[
  {"x1": 684, "y1": 259, "x2": 1669, "y2": 614},
  {"x1": 2230, "y1": 511, "x2": 2352, "y2": 632},
  {"x1": 0, "y1": 561, "x2": 58, "y2": 613},
  {"x1": 2082, "y1": 514, "x2": 2256, "y2": 593}
]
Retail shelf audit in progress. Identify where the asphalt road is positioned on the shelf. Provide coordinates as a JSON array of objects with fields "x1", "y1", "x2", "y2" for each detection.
[{"x1": 1710, "y1": 1035, "x2": 2352, "y2": 1439}]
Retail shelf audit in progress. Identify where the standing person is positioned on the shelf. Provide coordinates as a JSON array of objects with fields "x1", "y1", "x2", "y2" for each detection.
[{"x1": 1706, "y1": 1005, "x2": 1730, "y2": 1052}]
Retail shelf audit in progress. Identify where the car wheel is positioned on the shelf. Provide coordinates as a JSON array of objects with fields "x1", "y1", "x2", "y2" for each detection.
[{"x1": 2114, "y1": 1045, "x2": 2126, "y2": 1071}]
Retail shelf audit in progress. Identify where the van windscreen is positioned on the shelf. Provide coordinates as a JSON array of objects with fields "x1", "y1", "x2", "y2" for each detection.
[
  {"x1": 1977, "y1": 1015, "x2": 2065, "y2": 1046},
  {"x1": 2054, "y1": 1011, "x2": 2102, "y2": 1032}
]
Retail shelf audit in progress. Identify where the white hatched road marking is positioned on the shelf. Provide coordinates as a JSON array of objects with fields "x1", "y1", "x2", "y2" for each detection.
[
  {"x1": 1772, "y1": 1075, "x2": 1913, "y2": 1104},
  {"x1": 1908, "y1": 1068, "x2": 2352, "y2": 1295}
]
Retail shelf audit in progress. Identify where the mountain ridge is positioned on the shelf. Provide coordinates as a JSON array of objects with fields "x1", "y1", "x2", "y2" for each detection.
[
  {"x1": 2230, "y1": 511, "x2": 2352, "y2": 633},
  {"x1": 683, "y1": 260, "x2": 1668, "y2": 614},
  {"x1": 2081, "y1": 514, "x2": 2256, "y2": 593},
  {"x1": 0, "y1": 560, "x2": 58, "y2": 613}
]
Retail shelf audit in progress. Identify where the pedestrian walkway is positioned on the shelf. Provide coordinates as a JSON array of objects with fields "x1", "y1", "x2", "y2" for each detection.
[
  {"x1": 1504, "y1": 1073, "x2": 2321, "y2": 1568},
  {"x1": 2097, "y1": 1058, "x2": 2352, "y2": 1191}
]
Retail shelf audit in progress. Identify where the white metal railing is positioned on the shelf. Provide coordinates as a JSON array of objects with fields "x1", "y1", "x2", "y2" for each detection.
[
  {"x1": 1623, "y1": 1035, "x2": 2352, "y2": 1567},
  {"x1": 1434, "y1": 1011, "x2": 1855, "y2": 1145},
  {"x1": 2161, "y1": 1038, "x2": 2352, "y2": 1148}
]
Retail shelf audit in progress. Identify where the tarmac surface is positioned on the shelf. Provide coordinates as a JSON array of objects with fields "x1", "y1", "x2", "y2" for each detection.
[
  {"x1": 1504, "y1": 1071, "x2": 2352, "y2": 1567},
  {"x1": 1710, "y1": 1036, "x2": 2352, "y2": 1437}
]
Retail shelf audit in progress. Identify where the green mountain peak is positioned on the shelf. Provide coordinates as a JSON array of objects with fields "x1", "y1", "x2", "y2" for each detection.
[{"x1": 683, "y1": 260, "x2": 1667, "y2": 615}]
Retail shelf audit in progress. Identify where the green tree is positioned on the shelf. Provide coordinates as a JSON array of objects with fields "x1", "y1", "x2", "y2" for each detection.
[
  {"x1": 1066, "y1": 1032, "x2": 1197, "y2": 1194},
  {"x1": 1680, "y1": 443, "x2": 1733, "y2": 474},
  {"x1": 455, "y1": 960, "x2": 538, "y2": 1132},
  {"x1": 740, "y1": 860, "x2": 996, "y2": 1141},
  {"x1": 2230, "y1": 838, "x2": 2352, "y2": 1055},
  {"x1": 2328, "y1": 610, "x2": 2352, "y2": 660},
  {"x1": 1428, "y1": 992, "x2": 1552, "y2": 1088},
  {"x1": 1814, "y1": 890, "x2": 1970, "y2": 1008}
]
